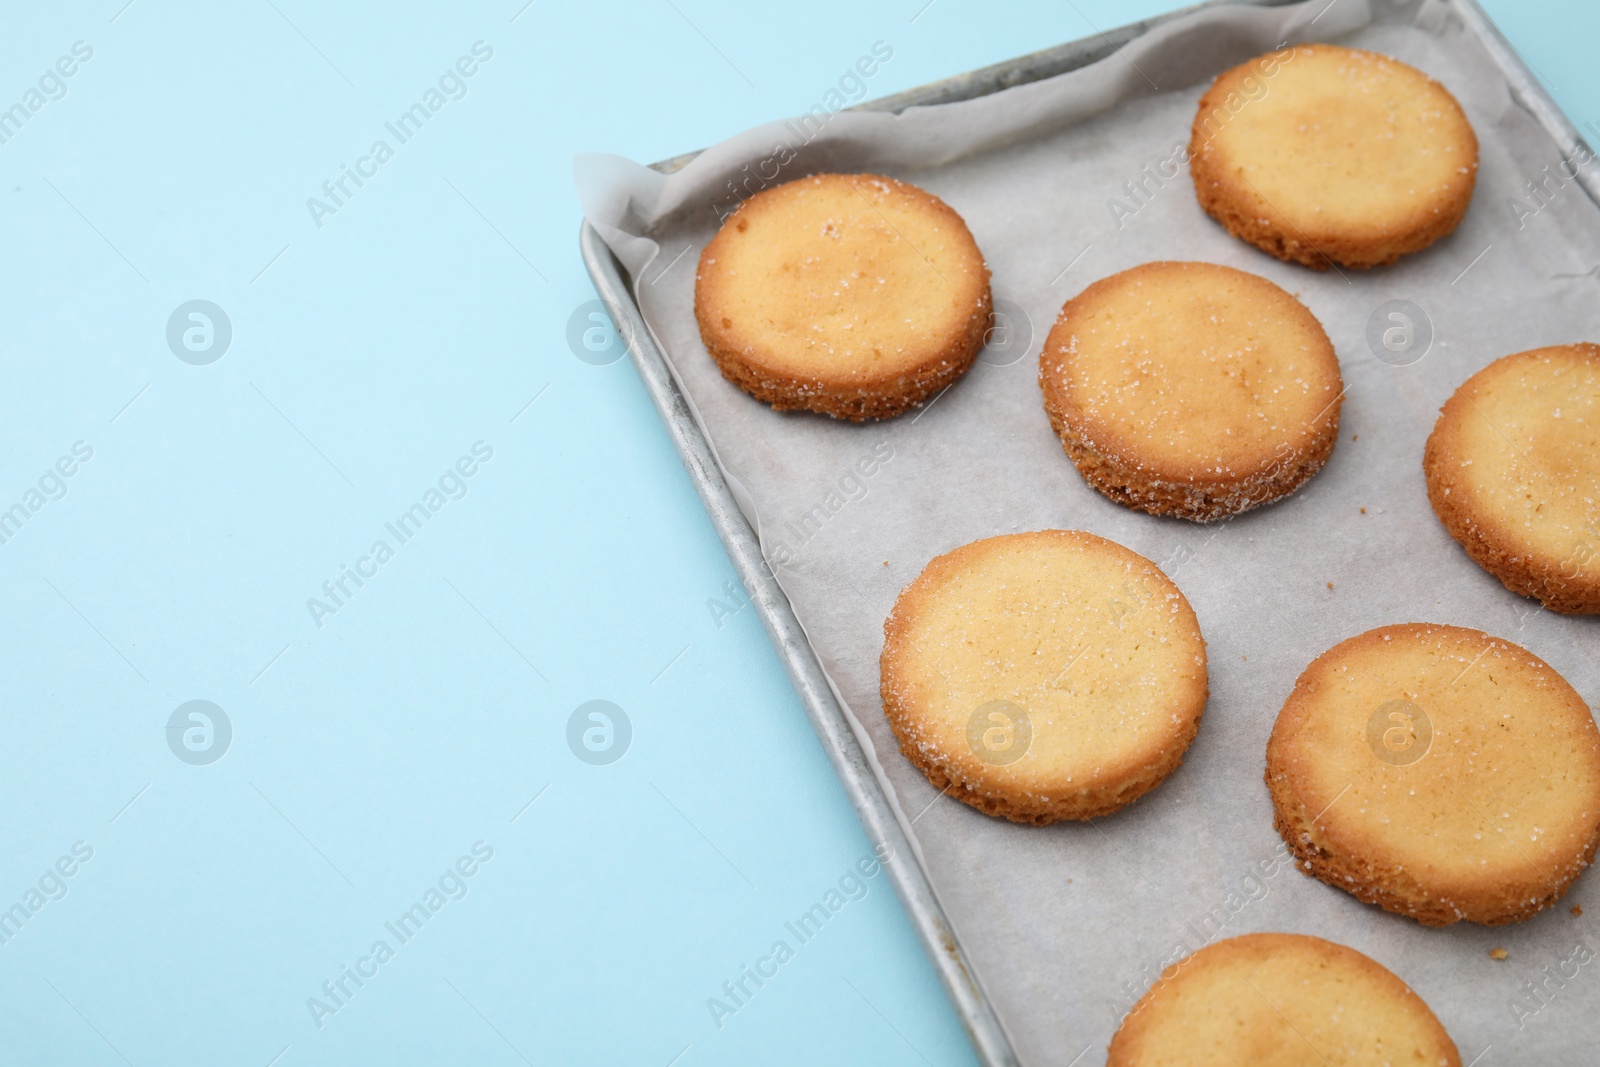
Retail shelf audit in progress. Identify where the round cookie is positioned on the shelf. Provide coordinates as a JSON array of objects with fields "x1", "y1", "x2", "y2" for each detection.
[
  {"x1": 1038, "y1": 261, "x2": 1342, "y2": 521},
  {"x1": 1424, "y1": 343, "x2": 1600, "y2": 614},
  {"x1": 1190, "y1": 44, "x2": 1478, "y2": 269},
  {"x1": 694, "y1": 173, "x2": 992, "y2": 421},
  {"x1": 879, "y1": 530, "x2": 1208, "y2": 824},
  {"x1": 1267, "y1": 623, "x2": 1600, "y2": 926},
  {"x1": 1107, "y1": 933, "x2": 1460, "y2": 1066}
]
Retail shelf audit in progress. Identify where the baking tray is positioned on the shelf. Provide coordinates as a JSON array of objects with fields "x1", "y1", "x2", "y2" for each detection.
[{"x1": 578, "y1": 3, "x2": 1600, "y2": 1063}]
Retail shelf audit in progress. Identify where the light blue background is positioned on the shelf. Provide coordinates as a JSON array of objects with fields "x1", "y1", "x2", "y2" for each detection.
[{"x1": 0, "y1": 2, "x2": 1593, "y2": 1064}]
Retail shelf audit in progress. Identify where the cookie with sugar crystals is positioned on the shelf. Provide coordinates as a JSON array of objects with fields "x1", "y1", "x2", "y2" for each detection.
[
  {"x1": 694, "y1": 172, "x2": 991, "y2": 421},
  {"x1": 1190, "y1": 44, "x2": 1478, "y2": 269},
  {"x1": 880, "y1": 530, "x2": 1207, "y2": 825},
  {"x1": 1108, "y1": 933, "x2": 1460, "y2": 1066},
  {"x1": 1424, "y1": 343, "x2": 1600, "y2": 614},
  {"x1": 1039, "y1": 261, "x2": 1342, "y2": 521},
  {"x1": 1267, "y1": 623, "x2": 1600, "y2": 926}
]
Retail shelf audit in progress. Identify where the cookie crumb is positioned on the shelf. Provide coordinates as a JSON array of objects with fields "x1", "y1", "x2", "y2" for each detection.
[
  {"x1": 1326, "y1": 581, "x2": 1334, "y2": 590},
  {"x1": 1352, "y1": 433, "x2": 1359, "y2": 441},
  {"x1": 1490, "y1": 948, "x2": 1508, "y2": 961},
  {"x1": 1360, "y1": 507, "x2": 1367, "y2": 514},
  {"x1": 1574, "y1": 905, "x2": 1585, "y2": 917}
]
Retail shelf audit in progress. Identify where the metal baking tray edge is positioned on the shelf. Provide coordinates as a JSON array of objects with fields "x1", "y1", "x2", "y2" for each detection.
[{"x1": 577, "y1": 2, "x2": 1596, "y2": 1062}]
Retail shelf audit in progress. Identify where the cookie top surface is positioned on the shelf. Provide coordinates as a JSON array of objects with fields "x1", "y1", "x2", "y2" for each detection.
[
  {"x1": 1108, "y1": 933, "x2": 1459, "y2": 1066},
  {"x1": 880, "y1": 530, "x2": 1207, "y2": 810},
  {"x1": 694, "y1": 173, "x2": 990, "y2": 387},
  {"x1": 1425, "y1": 344, "x2": 1600, "y2": 607},
  {"x1": 1268, "y1": 624, "x2": 1600, "y2": 916},
  {"x1": 1039, "y1": 261, "x2": 1342, "y2": 485},
  {"x1": 1191, "y1": 44, "x2": 1477, "y2": 265}
]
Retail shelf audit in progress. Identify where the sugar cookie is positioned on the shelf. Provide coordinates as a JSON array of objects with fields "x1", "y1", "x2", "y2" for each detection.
[
  {"x1": 1424, "y1": 343, "x2": 1600, "y2": 614},
  {"x1": 694, "y1": 173, "x2": 991, "y2": 420},
  {"x1": 1039, "y1": 261, "x2": 1342, "y2": 521},
  {"x1": 880, "y1": 530, "x2": 1207, "y2": 824},
  {"x1": 1267, "y1": 623, "x2": 1600, "y2": 925},
  {"x1": 1190, "y1": 44, "x2": 1478, "y2": 269},
  {"x1": 1108, "y1": 933, "x2": 1460, "y2": 1066}
]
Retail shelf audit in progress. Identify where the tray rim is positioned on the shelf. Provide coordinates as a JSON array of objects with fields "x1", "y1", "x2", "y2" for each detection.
[{"x1": 577, "y1": 3, "x2": 1599, "y2": 1062}]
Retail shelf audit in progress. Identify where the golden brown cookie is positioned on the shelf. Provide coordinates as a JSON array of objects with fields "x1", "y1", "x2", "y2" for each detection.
[
  {"x1": 1267, "y1": 623, "x2": 1600, "y2": 926},
  {"x1": 693, "y1": 173, "x2": 991, "y2": 420},
  {"x1": 1424, "y1": 344, "x2": 1600, "y2": 614},
  {"x1": 880, "y1": 530, "x2": 1207, "y2": 824},
  {"x1": 1107, "y1": 933, "x2": 1460, "y2": 1066},
  {"x1": 1038, "y1": 261, "x2": 1342, "y2": 521},
  {"x1": 1190, "y1": 44, "x2": 1478, "y2": 269}
]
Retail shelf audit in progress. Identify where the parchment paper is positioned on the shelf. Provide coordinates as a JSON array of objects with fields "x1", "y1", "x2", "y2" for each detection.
[{"x1": 577, "y1": 1, "x2": 1600, "y2": 1060}]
